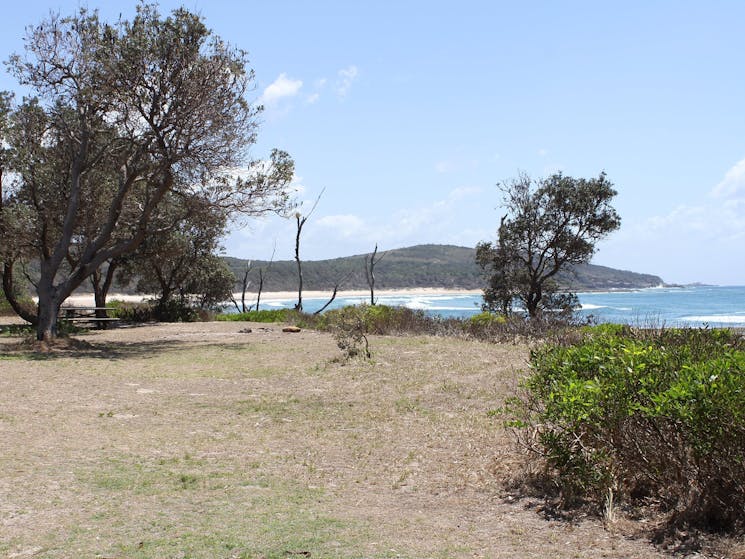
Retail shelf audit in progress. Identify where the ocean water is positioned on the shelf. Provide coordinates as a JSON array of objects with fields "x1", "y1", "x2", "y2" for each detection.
[{"x1": 249, "y1": 285, "x2": 745, "y2": 328}]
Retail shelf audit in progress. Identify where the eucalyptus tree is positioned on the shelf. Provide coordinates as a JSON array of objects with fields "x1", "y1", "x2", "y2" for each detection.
[
  {"x1": 120, "y1": 193, "x2": 230, "y2": 311},
  {"x1": 0, "y1": 5, "x2": 293, "y2": 340},
  {"x1": 477, "y1": 172, "x2": 621, "y2": 319}
]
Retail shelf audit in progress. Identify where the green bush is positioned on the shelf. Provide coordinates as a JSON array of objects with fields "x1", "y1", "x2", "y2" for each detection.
[
  {"x1": 108, "y1": 300, "x2": 157, "y2": 323},
  {"x1": 108, "y1": 299, "x2": 200, "y2": 323},
  {"x1": 505, "y1": 327, "x2": 745, "y2": 532},
  {"x1": 469, "y1": 311, "x2": 506, "y2": 328},
  {"x1": 215, "y1": 303, "x2": 584, "y2": 343},
  {"x1": 0, "y1": 294, "x2": 12, "y2": 316},
  {"x1": 324, "y1": 305, "x2": 371, "y2": 361},
  {"x1": 317, "y1": 304, "x2": 434, "y2": 335},
  {"x1": 215, "y1": 308, "x2": 298, "y2": 323}
]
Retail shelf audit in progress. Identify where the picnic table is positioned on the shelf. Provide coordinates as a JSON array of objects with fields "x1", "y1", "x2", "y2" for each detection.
[{"x1": 58, "y1": 307, "x2": 120, "y2": 324}]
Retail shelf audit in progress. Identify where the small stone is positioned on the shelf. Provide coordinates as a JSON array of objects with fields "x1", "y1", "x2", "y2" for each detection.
[{"x1": 282, "y1": 326, "x2": 301, "y2": 333}]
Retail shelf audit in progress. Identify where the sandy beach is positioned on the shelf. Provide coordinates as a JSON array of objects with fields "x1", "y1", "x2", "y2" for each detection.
[{"x1": 62, "y1": 287, "x2": 482, "y2": 307}]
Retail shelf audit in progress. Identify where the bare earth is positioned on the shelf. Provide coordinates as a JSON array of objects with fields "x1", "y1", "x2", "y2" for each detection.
[{"x1": 0, "y1": 321, "x2": 704, "y2": 558}]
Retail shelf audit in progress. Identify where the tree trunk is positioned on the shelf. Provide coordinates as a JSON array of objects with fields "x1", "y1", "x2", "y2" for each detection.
[
  {"x1": 526, "y1": 282, "x2": 542, "y2": 319},
  {"x1": 239, "y1": 261, "x2": 251, "y2": 313},
  {"x1": 93, "y1": 286, "x2": 107, "y2": 317},
  {"x1": 2, "y1": 262, "x2": 38, "y2": 324},
  {"x1": 314, "y1": 283, "x2": 340, "y2": 315},
  {"x1": 294, "y1": 214, "x2": 304, "y2": 312},
  {"x1": 91, "y1": 262, "x2": 117, "y2": 329},
  {"x1": 256, "y1": 268, "x2": 265, "y2": 312},
  {"x1": 36, "y1": 284, "x2": 62, "y2": 342},
  {"x1": 365, "y1": 245, "x2": 379, "y2": 306}
]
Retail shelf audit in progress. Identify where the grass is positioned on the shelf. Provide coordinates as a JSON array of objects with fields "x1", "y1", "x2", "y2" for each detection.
[
  {"x1": 0, "y1": 320, "x2": 729, "y2": 558},
  {"x1": 70, "y1": 453, "x2": 355, "y2": 559}
]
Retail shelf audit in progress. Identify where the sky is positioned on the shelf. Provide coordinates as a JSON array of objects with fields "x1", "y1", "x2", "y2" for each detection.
[{"x1": 1, "y1": 1, "x2": 744, "y2": 285}]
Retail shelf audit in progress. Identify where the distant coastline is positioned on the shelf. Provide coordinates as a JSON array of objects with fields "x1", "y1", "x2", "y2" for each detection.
[{"x1": 63, "y1": 287, "x2": 484, "y2": 307}]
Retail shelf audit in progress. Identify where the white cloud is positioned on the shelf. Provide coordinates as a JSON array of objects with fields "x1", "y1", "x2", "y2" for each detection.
[
  {"x1": 435, "y1": 160, "x2": 454, "y2": 174},
  {"x1": 712, "y1": 156, "x2": 745, "y2": 199},
  {"x1": 259, "y1": 73, "x2": 303, "y2": 106},
  {"x1": 538, "y1": 148, "x2": 549, "y2": 157},
  {"x1": 336, "y1": 65, "x2": 359, "y2": 98},
  {"x1": 301, "y1": 78, "x2": 328, "y2": 105},
  {"x1": 313, "y1": 186, "x2": 484, "y2": 248},
  {"x1": 316, "y1": 214, "x2": 367, "y2": 238},
  {"x1": 387, "y1": 186, "x2": 484, "y2": 241},
  {"x1": 596, "y1": 164, "x2": 745, "y2": 283}
]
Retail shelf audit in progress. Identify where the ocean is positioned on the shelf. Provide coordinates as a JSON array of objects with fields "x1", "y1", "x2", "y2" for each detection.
[{"x1": 254, "y1": 285, "x2": 745, "y2": 328}]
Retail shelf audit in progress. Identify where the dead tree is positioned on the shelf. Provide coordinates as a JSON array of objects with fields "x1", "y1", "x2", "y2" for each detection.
[
  {"x1": 231, "y1": 260, "x2": 252, "y2": 313},
  {"x1": 314, "y1": 272, "x2": 352, "y2": 315},
  {"x1": 293, "y1": 189, "x2": 324, "y2": 312},
  {"x1": 364, "y1": 244, "x2": 387, "y2": 306},
  {"x1": 254, "y1": 243, "x2": 276, "y2": 312}
]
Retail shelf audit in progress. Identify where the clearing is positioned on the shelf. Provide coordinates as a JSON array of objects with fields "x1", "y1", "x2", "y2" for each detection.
[{"x1": 0, "y1": 321, "x2": 679, "y2": 558}]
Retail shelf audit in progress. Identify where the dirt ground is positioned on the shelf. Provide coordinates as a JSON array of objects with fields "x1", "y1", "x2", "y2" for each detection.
[{"x1": 0, "y1": 321, "x2": 736, "y2": 558}]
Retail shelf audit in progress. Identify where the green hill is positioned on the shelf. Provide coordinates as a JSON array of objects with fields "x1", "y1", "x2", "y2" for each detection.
[{"x1": 224, "y1": 244, "x2": 664, "y2": 292}]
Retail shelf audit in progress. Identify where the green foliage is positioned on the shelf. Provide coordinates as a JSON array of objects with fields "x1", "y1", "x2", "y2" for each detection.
[
  {"x1": 469, "y1": 311, "x2": 506, "y2": 328},
  {"x1": 478, "y1": 173, "x2": 621, "y2": 319},
  {"x1": 1, "y1": 4, "x2": 293, "y2": 340},
  {"x1": 506, "y1": 326, "x2": 745, "y2": 532},
  {"x1": 108, "y1": 299, "x2": 199, "y2": 323},
  {"x1": 0, "y1": 265, "x2": 35, "y2": 319},
  {"x1": 215, "y1": 309, "x2": 297, "y2": 323},
  {"x1": 153, "y1": 300, "x2": 199, "y2": 323},
  {"x1": 0, "y1": 292, "x2": 15, "y2": 316},
  {"x1": 318, "y1": 304, "x2": 432, "y2": 335},
  {"x1": 0, "y1": 323, "x2": 35, "y2": 336},
  {"x1": 107, "y1": 300, "x2": 156, "y2": 323},
  {"x1": 223, "y1": 244, "x2": 662, "y2": 294}
]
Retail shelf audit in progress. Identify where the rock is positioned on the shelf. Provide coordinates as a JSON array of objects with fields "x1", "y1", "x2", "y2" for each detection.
[{"x1": 282, "y1": 326, "x2": 301, "y2": 333}]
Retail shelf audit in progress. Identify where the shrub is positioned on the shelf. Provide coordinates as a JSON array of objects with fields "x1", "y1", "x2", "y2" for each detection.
[
  {"x1": 108, "y1": 300, "x2": 157, "y2": 323},
  {"x1": 469, "y1": 311, "x2": 507, "y2": 328},
  {"x1": 215, "y1": 308, "x2": 298, "y2": 323},
  {"x1": 310, "y1": 304, "x2": 583, "y2": 343},
  {"x1": 325, "y1": 305, "x2": 371, "y2": 361},
  {"x1": 108, "y1": 299, "x2": 201, "y2": 323},
  {"x1": 505, "y1": 327, "x2": 745, "y2": 532},
  {"x1": 316, "y1": 304, "x2": 439, "y2": 336}
]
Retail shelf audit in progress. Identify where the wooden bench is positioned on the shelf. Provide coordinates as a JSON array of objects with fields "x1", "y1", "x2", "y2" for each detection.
[{"x1": 58, "y1": 307, "x2": 120, "y2": 324}]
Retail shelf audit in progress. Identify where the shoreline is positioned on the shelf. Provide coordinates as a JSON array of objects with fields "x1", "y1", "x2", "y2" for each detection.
[{"x1": 62, "y1": 287, "x2": 483, "y2": 307}]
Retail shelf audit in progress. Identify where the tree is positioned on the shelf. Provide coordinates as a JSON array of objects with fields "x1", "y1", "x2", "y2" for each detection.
[
  {"x1": 364, "y1": 243, "x2": 387, "y2": 306},
  {"x1": 477, "y1": 172, "x2": 621, "y2": 319},
  {"x1": 0, "y1": 5, "x2": 293, "y2": 340},
  {"x1": 254, "y1": 243, "x2": 277, "y2": 312},
  {"x1": 293, "y1": 189, "x2": 323, "y2": 312},
  {"x1": 182, "y1": 254, "x2": 236, "y2": 311},
  {"x1": 119, "y1": 193, "x2": 231, "y2": 313},
  {"x1": 0, "y1": 92, "x2": 37, "y2": 323},
  {"x1": 231, "y1": 259, "x2": 253, "y2": 313}
]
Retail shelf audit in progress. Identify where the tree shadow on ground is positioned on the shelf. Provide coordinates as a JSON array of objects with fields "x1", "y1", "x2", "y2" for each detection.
[{"x1": 0, "y1": 329, "x2": 252, "y2": 361}]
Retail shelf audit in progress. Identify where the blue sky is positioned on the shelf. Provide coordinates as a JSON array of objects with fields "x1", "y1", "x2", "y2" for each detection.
[{"x1": 1, "y1": 1, "x2": 744, "y2": 285}]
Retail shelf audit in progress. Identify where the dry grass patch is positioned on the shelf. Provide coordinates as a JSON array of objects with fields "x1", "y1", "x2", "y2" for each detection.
[{"x1": 0, "y1": 321, "x2": 678, "y2": 558}]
